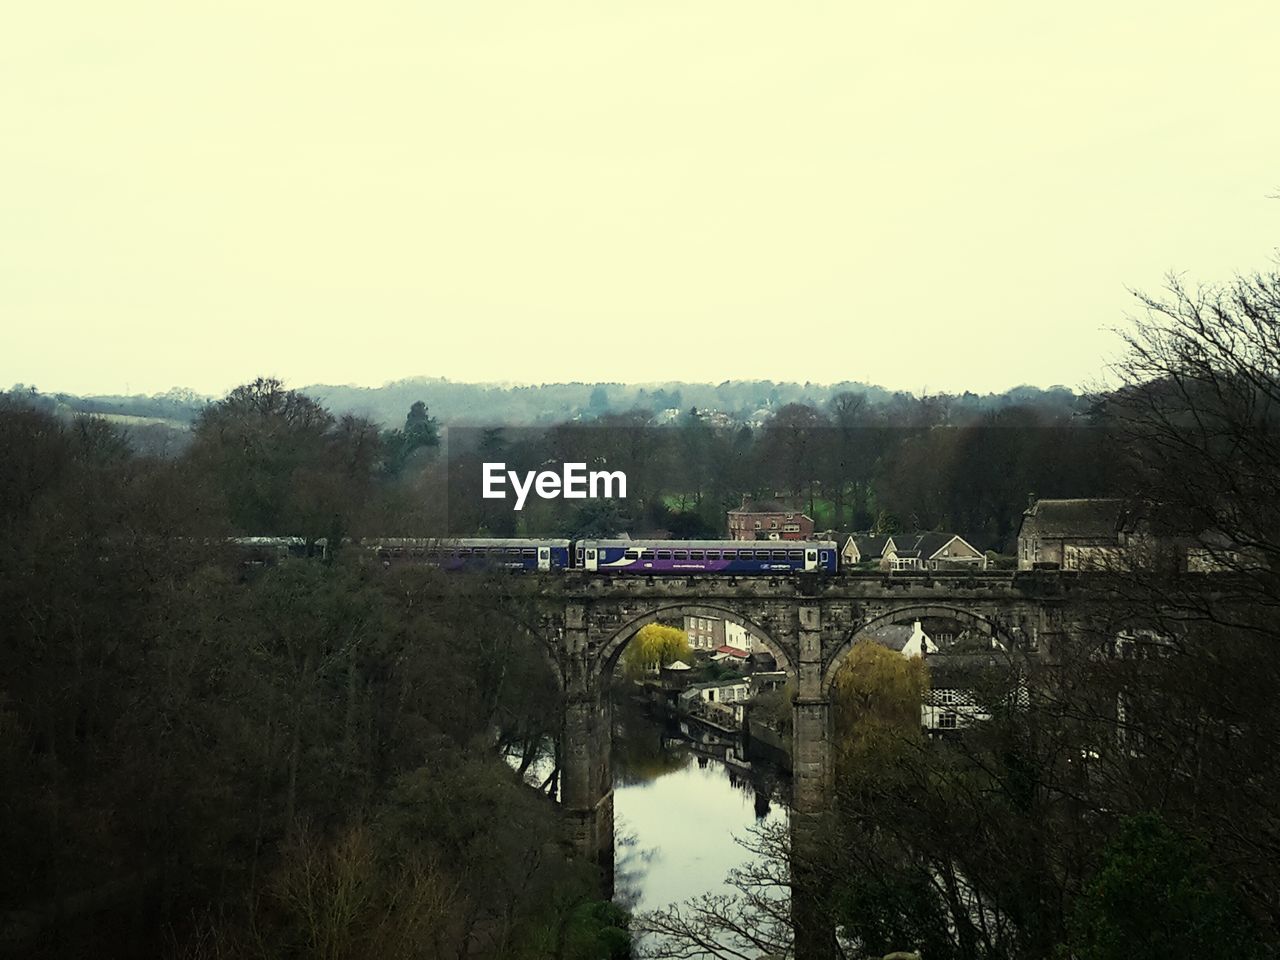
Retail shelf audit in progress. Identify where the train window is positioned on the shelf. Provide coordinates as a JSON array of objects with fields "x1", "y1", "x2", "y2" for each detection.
[
  {"x1": 772, "y1": 551, "x2": 787, "y2": 560},
  {"x1": 473, "y1": 548, "x2": 487, "y2": 555},
  {"x1": 673, "y1": 550, "x2": 688, "y2": 559},
  {"x1": 738, "y1": 550, "x2": 752, "y2": 559},
  {"x1": 787, "y1": 550, "x2": 803, "y2": 560},
  {"x1": 626, "y1": 548, "x2": 642, "y2": 559},
  {"x1": 459, "y1": 548, "x2": 472, "y2": 555},
  {"x1": 522, "y1": 548, "x2": 535, "y2": 557},
  {"x1": 657, "y1": 550, "x2": 672, "y2": 559},
  {"x1": 820, "y1": 551, "x2": 830, "y2": 563},
  {"x1": 689, "y1": 550, "x2": 704, "y2": 559}
]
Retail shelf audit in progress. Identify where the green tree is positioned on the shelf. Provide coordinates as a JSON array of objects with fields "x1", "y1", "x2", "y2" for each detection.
[
  {"x1": 620, "y1": 624, "x2": 693, "y2": 679},
  {"x1": 1064, "y1": 814, "x2": 1262, "y2": 960},
  {"x1": 829, "y1": 641, "x2": 928, "y2": 772},
  {"x1": 381, "y1": 400, "x2": 440, "y2": 478}
]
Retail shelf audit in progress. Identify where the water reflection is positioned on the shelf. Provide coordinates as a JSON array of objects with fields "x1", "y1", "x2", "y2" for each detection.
[{"x1": 612, "y1": 700, "x2": 789, "y2": 954}]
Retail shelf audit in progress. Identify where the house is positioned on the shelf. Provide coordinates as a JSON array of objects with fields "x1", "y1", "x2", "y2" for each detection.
[
  {"x1": 685, "y1": 615, "x2": 726, "y2": 651},
  {"x1": 726, "y1": 496, "x2": 815, "y2": 541},
  {"x1": 711, "y1": 644, "x2": 751, "y2": 668},
  {"x1": 748, "y1": 671, "x2": 788, "y2": 696},
  {"x1": 679, "y1": 678, "x2": 753, "y2": 726},
  {"x1": 861, "y1": 619, "x2": 937, "y2": 658},
  {"x1": 880, "y1": 532, "x2": 987, "y2": 571},
  {"x1": 921, "y1": 652, "x2": 1028, "y2": 734},
  {"x1": 1018, "y1": 497, "x2": 1250, "y2": 574},
  {"x1": 1016, "y1": 498, "x2": 1127, "y2": 570},
  {"x1": 684, "y1": 616, "x2": 755, "y2": 652},
  {"x1": 838, "y1": 533, "x2": 891, "y2": 567}
]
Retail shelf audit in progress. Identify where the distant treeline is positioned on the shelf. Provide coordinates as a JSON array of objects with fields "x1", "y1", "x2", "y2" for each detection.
[
  {"x1": 8, "y1": 376, "x2": 1084, "y2": 429},
  {"x1": 2, "y1": 380, "x2": 1114, "y2": 552}
]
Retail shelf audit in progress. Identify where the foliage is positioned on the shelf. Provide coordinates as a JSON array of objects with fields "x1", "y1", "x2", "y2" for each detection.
[
  {"x1": 0, "y1": 396, "x2": 598, "y2": 958},
  {"x1": 829, "y1": 641, "x2": 928, "y2": 771},
  {"x1": 1062, "y1": 814, "x2": 1263, "y2": 960},
  {"x1": 620, "y1": 624, "x2": 693, "y2": 679}
]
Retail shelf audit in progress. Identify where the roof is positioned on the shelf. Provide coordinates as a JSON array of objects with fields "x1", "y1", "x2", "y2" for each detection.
[
  {"x1": 925, "y1": 652, "x2": 1020, "y2": 688},
  {"x1": 713, "y1": 645, "x2": 749, "y2": 658},
  {"x1": 852, "y1": 534, "x2": 891, "y2": 559},
  {"x1": 860, "y1": 622, "x2": 920, "y2": 652},
  {"x1": 663, "y1": 660, "x2": 692, "y2": 671},
  {"x1": 884, "y1": 532, "x2": 977, "y2": 560},
  {"x1": 728, "y1": 498, "x2": 809, "y2": 516},
  {"x1": 1019, "y1": 499, "x2": 1125, "y2": 539}
]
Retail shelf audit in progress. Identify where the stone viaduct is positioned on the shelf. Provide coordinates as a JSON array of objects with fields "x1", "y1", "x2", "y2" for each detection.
[
  {"x1": 447, "y1": 569, "x2": 1105, "y2": 956},
  {"x1": 471, "y1": 571, "x2": 1092, "y2": 861}
]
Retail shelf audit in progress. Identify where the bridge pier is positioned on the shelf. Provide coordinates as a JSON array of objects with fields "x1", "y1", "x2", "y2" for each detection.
[
  {"x1": 560, "y1": 605, "x2": 615, "y2": 893},
  {"x1": 561, "y1": 690, "x2": 614, "y2": 890},
  {"x1": 791, "y1": 603, "x2": 838, "y2": 957}
]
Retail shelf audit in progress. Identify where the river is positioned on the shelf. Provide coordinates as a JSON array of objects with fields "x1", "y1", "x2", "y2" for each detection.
[{"x1": 610, "y1": 698, "x2": 790, "y2": 957}]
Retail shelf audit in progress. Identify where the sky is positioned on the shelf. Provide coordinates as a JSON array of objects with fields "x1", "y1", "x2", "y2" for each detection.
[{"x1": 3, "y1": 1, "x2": 1278, "y2": 398}]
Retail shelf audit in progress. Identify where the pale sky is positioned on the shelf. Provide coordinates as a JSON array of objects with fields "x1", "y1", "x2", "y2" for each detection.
[{"x1": 3, "y1": 1, "x2": 1278, "y2": 397}]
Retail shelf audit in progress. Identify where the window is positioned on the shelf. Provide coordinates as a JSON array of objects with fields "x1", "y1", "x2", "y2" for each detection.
[
  {"x1": 936, "y1": 689, "x2": 958, "y2": 705},
  {"x1": 938, "y1": 712, "x2": 958, "y2": 729},
  {"x1": 783, "y1": 523, "x2": 799, "y2": 532},
  {"x1": 673, "y1": 550, "x2": 688, "y2": 559},
  {"x1": 689, "y1": 550, "x2": 704, "y2": 559},
  {"x1": 706, "y1": 551, "x2": 721, "y2": 559},
  {"x1": 739, "y1": 550, "x2": 753, "y2": 559},
  {"x1": 771, "y1": 551, "x2": 787, "y2": 560},
  {"x1": 820, "y1": 551, "x2": 830, "y2": 563},
  {"x1": 787, "y1": 550, "x2": 803, "y2": 561},
  {"x1": 522, "y1": 548, "x2": 535, "y2": 557},
  {"x1": 770, "y1": 520, "x2": 778, "y2": 529},
  {"x1": 754, "y1": 521, "x2": 762, "y2": 530},
  {"x1": 657, "y1": 550, "x2": 672, "y2": 559}
]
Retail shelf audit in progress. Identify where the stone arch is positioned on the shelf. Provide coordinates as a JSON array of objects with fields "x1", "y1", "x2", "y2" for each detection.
[
  {"x1": 820, "y1": 603, "x2": 1010, "y2": 696},
  {"x1": 597, "y1": 602, "x2": 794, "y2": 680}
]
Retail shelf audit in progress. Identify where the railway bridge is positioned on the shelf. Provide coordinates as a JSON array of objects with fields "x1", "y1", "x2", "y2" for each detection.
[
  {"x1": 404, "y1": 567, "x2": 1124, "y2": 956},
  {"x1": 452, "y1": 571, "x2": 1098, "y2": 865}
]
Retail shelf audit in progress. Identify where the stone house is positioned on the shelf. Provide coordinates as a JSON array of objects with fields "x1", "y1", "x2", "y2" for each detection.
[{"x1": 1016, "y1": 498, "x2": 1128, "y2": 570}]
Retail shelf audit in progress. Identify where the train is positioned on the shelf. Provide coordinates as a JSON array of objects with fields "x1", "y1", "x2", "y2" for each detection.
[{"x1": 362, "y1": 537, "x2": 840, "y2": 575}]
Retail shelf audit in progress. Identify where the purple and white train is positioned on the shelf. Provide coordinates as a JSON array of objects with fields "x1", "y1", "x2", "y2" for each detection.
[{"x1": 365, "y1": 537, "x2": 839, "y2": 574}]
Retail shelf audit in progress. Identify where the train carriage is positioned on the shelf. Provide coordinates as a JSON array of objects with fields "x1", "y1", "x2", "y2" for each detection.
[
  {"x1": 371, "y1": 538, "x2": 571, "y2": 571},
  {"x1": 575, "y1": 539, "x2": 838, "y2": 575}
]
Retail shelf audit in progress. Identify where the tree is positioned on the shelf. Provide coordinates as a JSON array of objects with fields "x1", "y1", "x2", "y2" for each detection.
[
  {"x1": 620, "y1": 624, "x2": 693, "y2": 679},
  {"x1": 1088, "y1": 262, "x2": 1280, "y2": 932},
  {"x1": 1064, "y1": 814, "x2": 1262, "y2": 960},
  {"x1": 829, "y1": 641, "x2": 928, "y2": 772},
  {"x1": 190, "y1": 378, "x2": 380, "y2": 544},
  {"x1": 381, "y1": 400, "x2": 440, "y2": 477}
]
